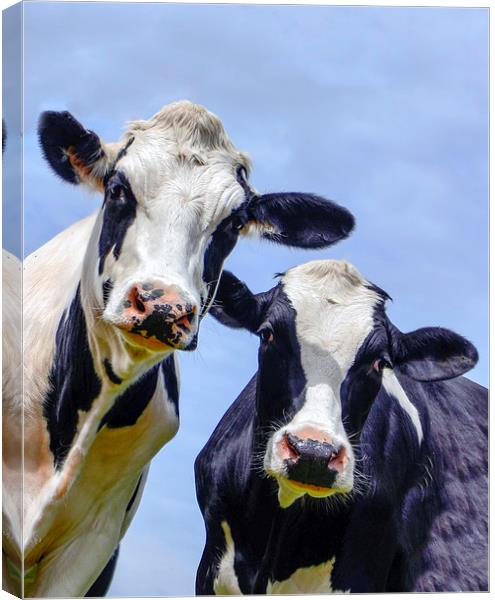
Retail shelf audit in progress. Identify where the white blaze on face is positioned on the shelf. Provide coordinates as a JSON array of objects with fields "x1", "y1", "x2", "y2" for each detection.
[
  {"x1": 79, "y1": 102, "x2": 252, "y2": 372},
  {"x1": 84, "y1": 102, "x2": 251, "y2": 336},
  {"x1": 264, "y1": 260, "x2": 383, "y2": 508}
]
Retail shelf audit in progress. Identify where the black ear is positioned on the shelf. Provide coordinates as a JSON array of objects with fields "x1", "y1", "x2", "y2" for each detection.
[
  {"x1": 245, "y1": 192, "x2": 354, "y2": 248},
  {"x1": 38, "y1": 111, "x2": 107, "y2": 188},
  {"x1": 209, "y1": 271, "x2": 269, "y2": 333},
  {"x1": 392, "y1": 326, "x2": 479, "y2": 382}
]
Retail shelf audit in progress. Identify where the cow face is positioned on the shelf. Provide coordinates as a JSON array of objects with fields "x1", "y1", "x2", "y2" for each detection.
[
  {"x1": 211, "y1": 260, "x2": 478, "y2": 509},
  {"x1": 38, "y1": 102, "x2": 354, "y2": 379}
]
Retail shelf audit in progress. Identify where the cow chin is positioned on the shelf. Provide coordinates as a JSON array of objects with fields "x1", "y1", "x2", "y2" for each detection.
[
  {"x1": 116, "y1": 325, "x2": 198, "y2": 353},
  {"x1": 269, "y1": 471, "x2": 353, "y2": 509},
  {"x1": 264, "y1": 429, "x2": 354, "y2": 509}
]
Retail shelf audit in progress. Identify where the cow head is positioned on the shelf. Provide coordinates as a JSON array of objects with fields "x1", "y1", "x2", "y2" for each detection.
[
  {"x1": 211, "y1": 260, "x2": 478, "y2": 508},
  {"x1": 38, "y1": 102, "x2": 354, "y2": 381}
]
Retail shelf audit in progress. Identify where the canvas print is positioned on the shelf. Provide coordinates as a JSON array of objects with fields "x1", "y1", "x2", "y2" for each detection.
[{"x1": 2, "y1": 2, "x2": 488, "y2": 597}]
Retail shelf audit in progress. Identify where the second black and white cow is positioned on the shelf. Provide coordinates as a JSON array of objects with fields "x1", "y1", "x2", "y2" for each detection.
[
  {"x1": 11, "y1": 102, "x2": 354, "y2": 597},
  {"x1": 195, "y1": 260, "x2": 488, "y2": 594}
]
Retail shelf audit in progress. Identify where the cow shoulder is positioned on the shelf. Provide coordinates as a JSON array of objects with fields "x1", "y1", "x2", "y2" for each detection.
[
  {"x1": 387, "y1": 375, "x2": 488, "y2": 591},
  {"x1": 2, "y1": 250, "x2": 21, "y2": 412},
  {"x1": 23, "y1": 212, "x2": 98, "y2": 415},
  {"x1": 195, "y1": 375, "x2": 257, "y2": 508},
  {"x1": 212, "y1": 521, "x2": 242, "y2": 595},
  {"x1": 2, "y1": 251, "x2": 22, "y2": 553}
]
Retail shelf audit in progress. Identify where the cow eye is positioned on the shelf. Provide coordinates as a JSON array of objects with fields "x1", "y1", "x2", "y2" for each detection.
[
  {"x1": 372, "y1": 357, "x2": 392, "y2": 373},
  {"x1": 258, "y1": 325, "x2": 274, "y2": 344},
  {"x1": 109, "y1": 184, "x2": 126, "y2": 203},
  {"x1": 231, "y1": 215, "x2": 245, "y2": 232}
]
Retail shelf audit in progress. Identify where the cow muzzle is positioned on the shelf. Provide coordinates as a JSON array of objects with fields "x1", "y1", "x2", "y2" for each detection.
[
  {"x1": 116, "y1": 282, "x2": 198, "y2": 351},
  {"x1": 266, "y1": 426, "x2": 352, "y2": 508},
  {"x1": 281, "y1": 432, "x2": 347, "y2": 489}
]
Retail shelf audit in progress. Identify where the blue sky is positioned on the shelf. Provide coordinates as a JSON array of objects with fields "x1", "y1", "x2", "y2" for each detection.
[{"x1": 9, "y1": 2, "x2": 489, "y2": 596}]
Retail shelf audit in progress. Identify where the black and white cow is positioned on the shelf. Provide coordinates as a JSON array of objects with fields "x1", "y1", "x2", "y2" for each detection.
[
  {"x1": 2, "y1": 250, "x2": 22, "y2": 592},
  {"x1": 2, "y1": 123, "x2": 23, "y2": 593},
  {"x1": 195, "y1": 259, "x2": 488, "y2": 594},
  {"x1": 11, "y1": 102, "x2": 354, "y2": 597}
]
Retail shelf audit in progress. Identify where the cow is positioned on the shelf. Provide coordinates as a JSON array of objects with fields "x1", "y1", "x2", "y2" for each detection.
[
  {"x1": 2, "y1": 122, "x2": 23, "y2": 593},
  {"x1": 2, "y1": 250, "x2": 22, "y2": 593},
  {"x1": 7, "y1": 101, "x2": 355, "y2": 597},
  {"x1": 195, "y1": 259, "x2": 488, "y2": 594}
]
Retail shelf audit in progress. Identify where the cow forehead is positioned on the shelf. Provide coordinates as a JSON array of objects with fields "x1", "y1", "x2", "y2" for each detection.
[
  {"x1": 281, "y1": 260, "x2": 382, "y2": 371},
  {"x1": 118, "y1": 155, "x2": 246, "y2": 230},
  {"x1": 113, "y1": 101, "x2": 249, "y2": 199},
  {"x1": 282, "y1": 260, "x2": 371, "y2": 301},
  {"x1": 111, "y1": 123, "x2": 249, "y2": 229}
]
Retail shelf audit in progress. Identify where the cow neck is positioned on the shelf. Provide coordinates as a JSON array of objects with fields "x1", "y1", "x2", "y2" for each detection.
[
  {"x1": 98, "y1": 355, "x2": 179, "y2": 429},
  {"x1": 43, "y1": 283, "x2": 102, "y2": 469},
  {"x1": 29, "y1": 284, "x2": 178, "y2": 556},
  {"x1": 43, "y1": 283, "x2": 178, "y2": 470}
]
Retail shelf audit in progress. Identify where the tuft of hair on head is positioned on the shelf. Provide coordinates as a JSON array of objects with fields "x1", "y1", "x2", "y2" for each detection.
[
  {"x1": 125, "y1": 100, "x2": 251, "y2": 173},
  {"x1": 290, "y1": 259, "x2": 366, "y2": 287},
  {"x1": 366, "y1": 282, "x2": 392, "y2": 303},
  {"x1": 282, "y1": 259, "x2": 390, "y2": 307},
  {"x1": 128, "y1": 101, "x2": 232, "y2": 151}
]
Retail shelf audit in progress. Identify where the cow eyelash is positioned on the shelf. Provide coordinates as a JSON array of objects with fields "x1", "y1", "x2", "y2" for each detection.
[
  {"x1": 232, "y1": 215, "x2": 245, "y2": 231},
  {"x1": 108, "y1": 183, "x2": 124, "y2": 197},
  {"x1": 257, "y1": 324, "x2": 274, "y2": 344},
  {"x1": 106, "y1": 184, "x2": 130, "y2": 206},
  {"x1": 229, "y1": 208, "x2": 249, "y2": 232},
  {"x1": 372, "y1": 357, "x2": 392, "y2": 373}
]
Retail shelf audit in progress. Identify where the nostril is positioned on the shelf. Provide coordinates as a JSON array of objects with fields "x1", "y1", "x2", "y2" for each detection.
[
  {"x1": 283, "y1": 434, "x2": 343, "y2": 489},
  {"x1": 175, "y1": 310, "x2": 196, "y2": 329},
  {"x1": 129, "y1": 287, "x2": 146, "y2": 314},
  {"x1": 284, "y1": 433, "x2": 301, "y2": 461},
  {"x1": 328, "y1": 446, "x2": 347, "y2": 473},
  {"x1": 176, "y1": 315, "x2": 187, "y2": 329}
]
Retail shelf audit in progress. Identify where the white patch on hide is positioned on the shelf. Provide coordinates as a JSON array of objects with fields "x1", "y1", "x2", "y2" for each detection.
[
  {"x1": 382, "y1": 368, "x2": 423, "y2": 444},
  {"x1": 267, "y1": 557, "x2": 349, "y2": 594},
  {"x1": 264, "y1": 260, "x2": 383, "y2": 504},
  {"x1": 213, "y1": 521, "x2": 242, "y2": 595}
]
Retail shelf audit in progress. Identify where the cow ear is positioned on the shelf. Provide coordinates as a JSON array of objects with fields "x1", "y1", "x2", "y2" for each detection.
[
  {"x1": 392, "y1": 326, "x2": 478, "y2": 382},
  {"x1": 243, "y1": 193, "x2": 355, "y2": 248},
  {"x1": 209, "y1": 271, "x2": 267, "y2": 333},
  {"x1": 38, "y1": 111, "x2": 111, "y2": 191}
]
